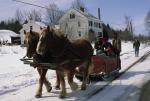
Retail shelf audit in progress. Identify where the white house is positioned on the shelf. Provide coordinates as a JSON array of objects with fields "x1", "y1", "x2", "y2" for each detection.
[
  {"x1": 19, "y1": 20, "x2": 46, "y2": 45},
  {"x1": 59, "y1": 8, "x2": 103, "y2": 41}
]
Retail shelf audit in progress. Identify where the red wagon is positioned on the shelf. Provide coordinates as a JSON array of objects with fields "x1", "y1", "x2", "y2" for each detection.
[{"x1": 76, "y1": 55, "x2": 121, "y2": 81}]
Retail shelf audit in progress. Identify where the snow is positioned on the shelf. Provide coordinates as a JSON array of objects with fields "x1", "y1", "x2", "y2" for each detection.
[
  {"x1": 0, "y1": 41, "x2": 150, "y2": 101},
  {"x1": 35, "y1": 22, "x2": 46, "y2": 28},
  {"x1": 0, "y1": 30, "x2": 20, "y2": 43},
  {"x1": 88, "y1": 57, "x2": 150, "y2": 101}
]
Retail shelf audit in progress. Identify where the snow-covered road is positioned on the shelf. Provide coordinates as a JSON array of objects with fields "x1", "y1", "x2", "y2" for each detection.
[
  {"x1": 88, "y1": 50, "x2": 150, "y2": 101},
  {"x1": 0, "y1": 42, "x2": 150, "y2": 101}
]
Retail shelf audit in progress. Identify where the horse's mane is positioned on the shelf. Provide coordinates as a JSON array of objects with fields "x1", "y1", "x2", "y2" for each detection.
[
  {"x1": 43, "y1": 27, "x2": 68, "y2": 41},
  {"x1": 30, "y1": 31, "x2": 40, "y2": 36}
]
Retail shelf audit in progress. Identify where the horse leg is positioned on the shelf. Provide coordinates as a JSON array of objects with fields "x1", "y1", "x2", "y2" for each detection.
[
  {"x1": 81, "y1": 60, "x2": 90, "y2": 90},
  {"x1": 67, "y1": 71, "x2": 78, "y2": 91},
  {"x1": 35, "y1": 69, "x2": 48, "y2": 98},
  {"x1": 57, "y1": 70, "x2": 67, "y2": 98},
  {"x1": 37, "y1": 68, "x2": 52, "y2": 92},
  {"x1": 55, "y1": 70, "x2": 60, "y2": 90}
]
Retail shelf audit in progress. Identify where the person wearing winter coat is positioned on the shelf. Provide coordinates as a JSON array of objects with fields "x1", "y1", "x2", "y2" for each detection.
[
  {"x1": 133, "y1": 39, "x2": 140, "y2": 57},
  {"x1": 112, "y1": 32, "x2": 121, "y2": 68},
  {"x1": 112, "y1": 32, "x2": 121, "y2": 57}
]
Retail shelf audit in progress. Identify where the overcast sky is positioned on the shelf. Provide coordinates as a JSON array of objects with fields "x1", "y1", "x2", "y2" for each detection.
[{"x1": 0, "y1": 0, "x2": 150, "y2": 35}]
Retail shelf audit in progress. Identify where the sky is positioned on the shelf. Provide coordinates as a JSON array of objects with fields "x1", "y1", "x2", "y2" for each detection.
[{"x1": 0, "y1": 0, "x2": 150, "y2": 35}]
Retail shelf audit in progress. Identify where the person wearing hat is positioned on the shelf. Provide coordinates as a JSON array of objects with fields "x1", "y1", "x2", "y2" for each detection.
[
  {"x1": 112, "y1": 32, "x2": 121, "y2": 68},
  {"x1": 112, "y1": 32, "x2": 121, "y2": 56},
  {"x1": 94, "y1": 37, "x2": 104, "y2": 55},
  {"x1": 133, "y1": 39, "x2": 140, "y2": 57},
  {"x1": 101, "y1": 37, "x2": 114, "y2": 56}
]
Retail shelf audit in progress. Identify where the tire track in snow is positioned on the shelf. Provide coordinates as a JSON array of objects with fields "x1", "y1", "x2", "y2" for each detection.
[{"x1": 85, "y1": 51, "x2": 150, "y2": 101}]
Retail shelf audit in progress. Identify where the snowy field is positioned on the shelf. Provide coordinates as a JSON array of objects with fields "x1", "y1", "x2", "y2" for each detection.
[{"x1": 0, "y1": 41, "x2": 150, "y2": 101}]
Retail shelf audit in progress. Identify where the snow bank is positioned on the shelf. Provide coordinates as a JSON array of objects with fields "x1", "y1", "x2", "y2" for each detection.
[{"x1": 0, "y1": 30, "x2": 20, "y2": 43}]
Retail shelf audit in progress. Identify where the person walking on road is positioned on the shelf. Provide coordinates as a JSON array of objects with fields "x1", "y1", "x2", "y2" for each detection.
[
  {"x1": 112, "y1": 32, "x2": 121, "y2": 69},
  {"x1": 133, "y1": 39, "x2": 140, "y2": 57}
]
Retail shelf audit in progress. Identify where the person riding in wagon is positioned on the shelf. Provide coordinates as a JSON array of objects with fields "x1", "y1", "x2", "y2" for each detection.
[{"x1": 94, "y1": 37, "x2": 114, "y2": 57}]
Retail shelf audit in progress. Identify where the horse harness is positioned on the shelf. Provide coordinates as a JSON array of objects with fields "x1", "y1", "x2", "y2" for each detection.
[{"x1": 50, "y1": 38, "x2": 84, "y2": 61}]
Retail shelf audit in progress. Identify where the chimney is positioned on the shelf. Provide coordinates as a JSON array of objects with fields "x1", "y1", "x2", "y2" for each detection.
[
  {"x1": 30, "y1": 26, "x2": 33, "y2": 32},
  {"x1": 80, "y1": 7, "x2": 84, "y2": 12},
  {"x1": 98, "y1": 8, "x2": 101, "y2": 20}
]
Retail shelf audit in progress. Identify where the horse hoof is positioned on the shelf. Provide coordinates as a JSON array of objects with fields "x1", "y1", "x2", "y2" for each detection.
[
  {"x1": 81, "y1": 84, "x2": 86, "y2": 90},
  {"x1": 59, "y1": 95, "x2": 66, "y2": 99},
  {"x1": 35, "y1": 94, "x2": 42, "y2": 98},
  {"x1": 81, "y1": 88, "x2": 86, "y2": 90},
  {"x1": 47, "y1": 86, "x2": 52, "y2": 92},
  {"x1": 55, "y1": 85, "x2": 60, "y2": 90},
  {"x1": 81, "y1": 87, "x2": 86, "y2": 90},
  {"x1": 71, "y1": 83, "x2": 78, "y2": 91}
]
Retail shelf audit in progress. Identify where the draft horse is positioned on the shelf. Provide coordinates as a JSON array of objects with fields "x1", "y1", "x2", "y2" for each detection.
[
  {"x1": 24, "y1": 30, "x2": 54, "y2": 97},
  {"x1": 23, "y1": 28, "x2": 69, "y2": 98},
  {"x1": 36, "y1": 26, "x2": 93, "y2": 98}
]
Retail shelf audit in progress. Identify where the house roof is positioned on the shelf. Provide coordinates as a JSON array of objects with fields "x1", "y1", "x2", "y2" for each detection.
[
  {"x1": 23, "y1": 20, "x2": 46, "y2": 27},
  {"x1": 35, "y1": 21, "x2": 46, "y2": 27},
  {"x1": 74, "y1": 8, "x2": 98, "y2": 19},
  {"x1": 59, "y1": 8, "x2": 102, "y2": 23},
  {"x1": 20, "y1": 20, "x2": 46, "y2": 32},
  {"x1": 0, "y1": 30, "x2": 20, "y2": 43}
]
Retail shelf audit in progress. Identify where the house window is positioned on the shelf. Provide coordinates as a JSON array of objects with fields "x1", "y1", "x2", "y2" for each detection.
[
  {"x1": 99, "y1": 23, "x2": 101, "y2": 28},
  {"x1": 93, "y1": 22, "x2": 101, "y2": 28},
  {"x1": 78, "y1": 21, "x2": 81, "y2": 27},
  {"x1": 78, "y1": 31, "x2": 81, "y2": 37},
  {"x1": 89, "y1": 21, "x2": 93, "y2": 26},
  {"x1": 94, "y1": 22, "x2": 96, "y2": 27},
  {"x1": 98, "y1": 32, "x2": 103, "y2": 37},
  {"x1": 94, "y1": 22, "x2": 99, "y2": 28},
  {"x1": 70, "y1": 13, "x2": 75, "y2": 19}
]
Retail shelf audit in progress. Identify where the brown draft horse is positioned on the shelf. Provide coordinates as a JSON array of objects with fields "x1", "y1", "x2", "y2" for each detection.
[
  {"x1": 36, "y1": 26, "x2": 94, "y2": 98},
  {"x1": 24, "y1": 28, "x2": 75, "y2": 98},
  {"x1": 23, "y1": 30, "x2": 55, "y2": 97}
]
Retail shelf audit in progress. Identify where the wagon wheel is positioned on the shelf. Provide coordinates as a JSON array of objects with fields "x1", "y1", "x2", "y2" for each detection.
[
  {"x1": 75, "y1": 74, "x2": 101, "y2": 83},
  {"x1": 102, "y1": 70, "x2": 120, "y2": 81},
  {"x1": 101, "y1": 74, "x2": 112, "y2": 81}
]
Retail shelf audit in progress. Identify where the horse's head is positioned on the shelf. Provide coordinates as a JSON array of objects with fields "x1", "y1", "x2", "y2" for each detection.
[
  {"x1": 24, "y1": 30, "x2": 39, "y2": 58},
  {"x1": 36, "y1": 26, "x2": 55, "y2": 55},
  {"x1": 36, "y1": 26, "x2": 66, "y2": 56}
]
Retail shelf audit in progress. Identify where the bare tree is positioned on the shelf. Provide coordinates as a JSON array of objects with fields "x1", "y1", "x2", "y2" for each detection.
[
  {"x1": 15, "y1": 9, "x2": 25, "y2": 24},
  {"x1": 145, "y1": 9, "x2": 150, "y2": 36},
  {"x1": 45, "y1": 3, "x2": 64, "y2": 25},
  {"x1": 25, "y1": 9, "x2": 42, "y2": 22},
  {"x1": 71, "y1": 0, "x2": 87, "y2": 12},
  {"x1": 124, "y1": 16, "x2": 134, "y2": 39},
  {"x1": 15, "y1": 9, "x2": 42, "y2": 23}
]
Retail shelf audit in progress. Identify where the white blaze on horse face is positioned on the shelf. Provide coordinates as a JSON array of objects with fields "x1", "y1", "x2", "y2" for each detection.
[
  {"x1": 24, "y1": 35, "x2": 29, "y2": 45},
  {"x1": 36, "y1": 34, "x2": 44, "y2": 55},
  {"x1": 36, "y1": 36, "x2": 41, "y2": 55},
  {"x1": 26, "y1": 38, "x2": 29, "y2": 44}
]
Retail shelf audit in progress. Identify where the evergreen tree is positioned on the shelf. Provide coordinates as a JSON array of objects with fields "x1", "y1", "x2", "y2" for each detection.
[{"x1": 0, "y1": 19, "x2": 22, "y2": 34}]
